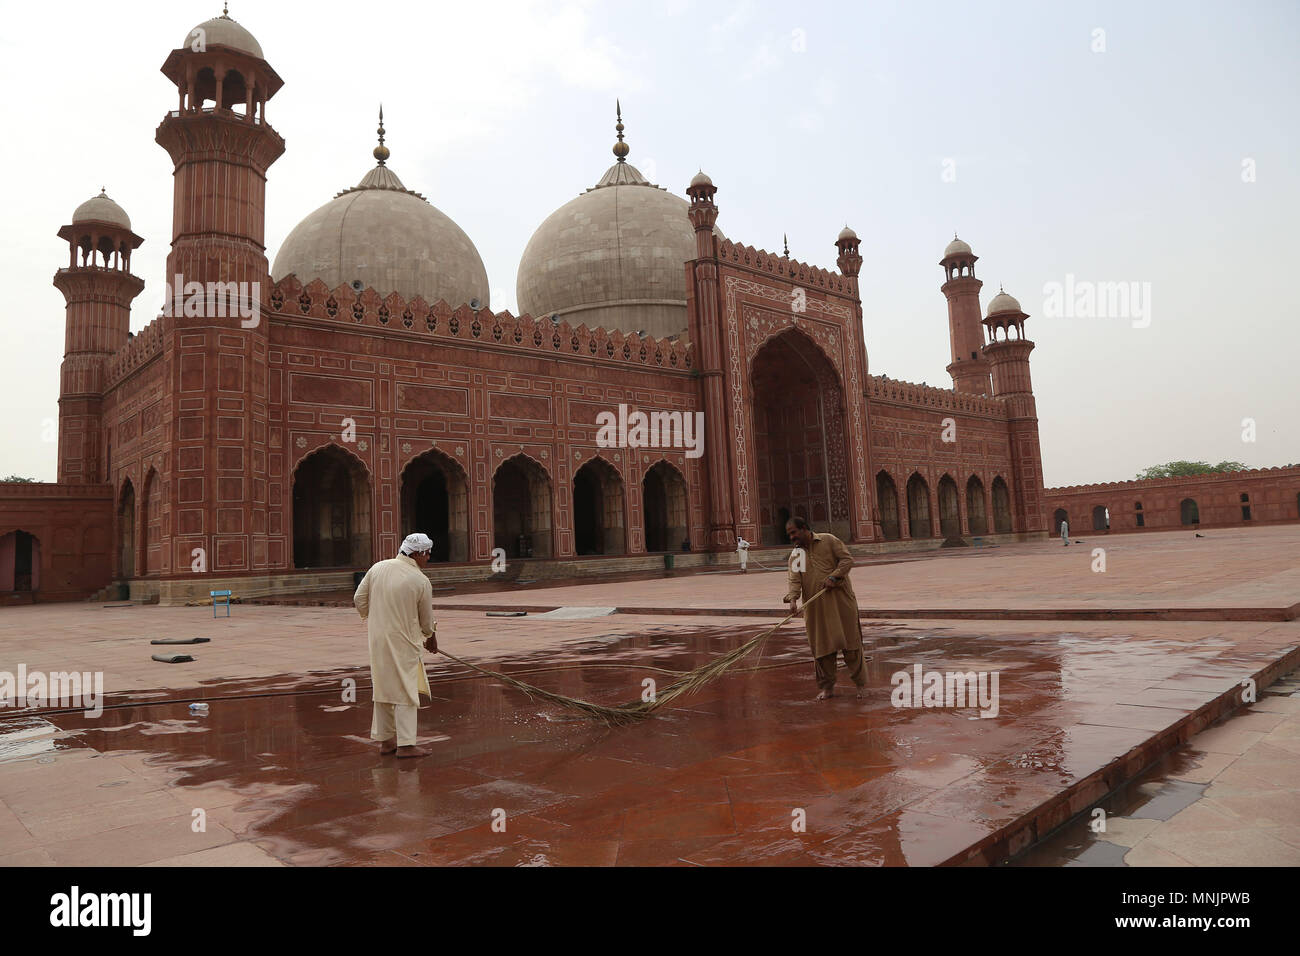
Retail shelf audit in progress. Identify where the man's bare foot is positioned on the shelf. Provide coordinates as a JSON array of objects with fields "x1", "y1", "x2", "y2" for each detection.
[
  {"x1": 395, "y1": 745, "x2": 431, "y2": 758},
  {"x1": 855, "y1": 686, "x2": 867, "y2": 699},
  {"x1": 816, "y1": 689, "x2": 834, "y2": 700},
  {"x1": 378, "y1": 737, "x2": 397, "y2": 755}
]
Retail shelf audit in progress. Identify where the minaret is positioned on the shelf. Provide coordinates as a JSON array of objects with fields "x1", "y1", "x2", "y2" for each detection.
[
  {"x1": 940, "y1": 235, "x2": 992, "y2": 395},
  {"x1": 156, "y1": 6, "x2": 285, "y2": 292},
  {"x1": 154, "y1": 7, "x2": 284, "y2": 581},
  {"x1": 52, "y1": 191, "x2": 145, "y2": 483},
  {"x1": 836, "y1": 225, "x2": 875, "y2": 542},
  {"x1": 981, "y1": 289, "x2": 1047, "y2": 533},
  {"x1": 685, "y1": 168, "x2": 735, "y2": 550}
]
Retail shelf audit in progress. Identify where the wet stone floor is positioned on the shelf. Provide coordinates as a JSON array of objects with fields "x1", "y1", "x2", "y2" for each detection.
[
  {"x1": 1010, "y1": 667, "x2": 1300, "y2": 867},
  {"x1": 6, "y1": 618, "x2": 1297, "y2": 867}
]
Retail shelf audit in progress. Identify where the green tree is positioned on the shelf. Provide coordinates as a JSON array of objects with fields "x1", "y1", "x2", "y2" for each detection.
[
  {"x1": 1, "y1": 475, "x2": 37, "y2": 483},
  {"x1": 1135, "y1": 460, "x2": 1249, "y2": 480}
]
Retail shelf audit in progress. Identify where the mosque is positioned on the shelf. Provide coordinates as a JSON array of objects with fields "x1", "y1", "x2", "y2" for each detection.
[{"x1": 2, "y1": 9, "x2": 1295, "y2": 604}]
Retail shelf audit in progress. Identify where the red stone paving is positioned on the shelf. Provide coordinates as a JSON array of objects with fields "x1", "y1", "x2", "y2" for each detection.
[{"x1": 0, "y1": 525, "x2": 1297, "y2": 866}]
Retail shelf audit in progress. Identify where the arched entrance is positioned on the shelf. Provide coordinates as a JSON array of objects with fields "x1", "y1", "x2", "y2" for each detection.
[
  {"x1": 750, "y1": 330, "x2": 850, "y2": 545},
  {"x1": 400, "y1": 450, "x2": 468, "y2": 562},
  {"x1": 573, "y1": 457, "x2": 626, "y2": 555},
  {"x1": 1053, "y1": 508, "x2": 1069, "y2": 534},
  {"x1": 876, "y1": 471, "x2": 900, "y2": 541},
  {"x1": 493, "y1": 455, "x2": 552, "y2": 559},
  {"x1": 906, "y1": 473, "x2": 932, "y2": 538},
  {"x1": 1180, "y1": 498, "x2": 1200, "y2": 525},
  {"x1": 992, "y1": 477, "x2": 1012, "y2": 533},
  {"x1": 967, "y1": 476, "x2": 988, "y2": 535},
  {"x1": 1092, "y1": 505, "x2": 1110, "y2": 531},
  {"x1": 0, "y1": 531, "x2": 40, "y2": 592},
  {"x1": 643, "y1": 461, "x2": 688, "y2": 553},
  {"x1": 938, "y1": 475, "x2": 961, "y2": 539},
  {"x1": 118, "y1": 479, "x2": 136, "y2": 578},
  {"x1": 292, "y1": 445, "x2": 372, "y2": 568},
  {"x1": 141, "y1": 469, "x2": 161, "y2": 575}
]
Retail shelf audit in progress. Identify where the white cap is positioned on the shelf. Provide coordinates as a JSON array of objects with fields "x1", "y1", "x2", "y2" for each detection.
[{"x1": 399, "y1": 532, "x2": 434, "y2": 555}]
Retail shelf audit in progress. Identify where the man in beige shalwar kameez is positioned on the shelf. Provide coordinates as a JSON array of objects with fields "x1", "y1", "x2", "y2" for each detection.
[
  {"x1": 354, "y1": 532, "x2": 437, "y2": 758},
  {"x1": 784, "y1": 517, "x2": 868, "y2": 700}
]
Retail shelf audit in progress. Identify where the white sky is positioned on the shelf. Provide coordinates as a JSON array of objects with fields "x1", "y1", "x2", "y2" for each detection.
[{"x1": 2, "y1": 0, "x2": 1297, "y2": 486}]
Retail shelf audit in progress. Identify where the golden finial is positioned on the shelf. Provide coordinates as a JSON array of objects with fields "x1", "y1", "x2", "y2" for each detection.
[
  {"x1": 613, "y1": 99, "x2": 629, "y2": 163},
  {"x1": 783, "y1": 234, "x2": 789, "y2": 257},
  {"x1": 373, "y1": 105, "x2": 389, "y2": 166},
  {"x1": 222, "y1": 2, "x2": 229, "y2": 16}
]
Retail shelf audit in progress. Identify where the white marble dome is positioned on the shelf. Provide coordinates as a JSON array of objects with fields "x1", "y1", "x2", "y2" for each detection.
[
  {"x1": 72, "y1": 190, "x2": 131, "y2": 229},
  {"x1": 987, "y1": 290, "x2": 1023, "y2": 315},
  {"x1": 517, "y1": 146, "x2": 722, "y2": 340},
  {"x1": 272, "y1": 161, "x2": 489, "y2": 310},
  {"x1": 183, "y1": 11, "x2": 263, "y2": 58},
  {"x1": 944, "y1": 236, "x2": 973, "y2": 259}
]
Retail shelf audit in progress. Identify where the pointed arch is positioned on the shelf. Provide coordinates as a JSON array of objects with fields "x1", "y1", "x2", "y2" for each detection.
[
  {"x1": 117, "y1": 477, "x2": 136, "y2": 578},
  {"x1": 875, "y1": 470, "x2": 901, "y2": 541},
  {"x1": 642, "y1": 459, "x2": 688, "y2": 553},
  {"x1": 938, "y1": 473, "x2": 961, "y2": 539},
  {"x1": 966, "y1": 475, "x2": 987, "y2": 535},
  {"x1": 573, "y1": 455, "x2": 626, "y2": 555},
  {"x1": 750, "y1": 327, "x2": 849, "y2": 544},
  {"x1": 493, "y1": 453, "x2": 553, "y2": 559},
  {"x1": 399, "y1": 448, "x2": 469, "y2": 562},
  {"x1": 991, "y1": 476, "x2": 1012, "y2": 533},
  {"x1": 906, "y1": 472, "x2": 932, "y2": 538},
  {"x1": 141, "y1": 467, "x2": 162, "y2": 576},
  {"x1": 291, "y1": 443, "x2": 373, "y2": 569}
]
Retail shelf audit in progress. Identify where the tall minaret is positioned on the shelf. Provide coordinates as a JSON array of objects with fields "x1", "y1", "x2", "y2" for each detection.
[
  {"x1": 156, "y1": 6, "x2": 285, "y2": 292},
  {"x1": 154, "y1": 7, "x2": 285, "y2": 580},
  {"x1": 982, "y1": 289, "x2": 1046, "y2": 533},
  {"x1": 685, "y1": 167, "x2": 736, "y2": 551},
  {"x1": 940, "y1": 235, "x2": 992, "y2": 395},
  {"x1": 52, "y1": 191, "x2": 145, "y2": 483}
]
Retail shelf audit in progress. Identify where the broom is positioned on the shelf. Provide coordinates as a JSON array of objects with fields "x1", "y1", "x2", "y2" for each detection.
[{"x1": 435, "y1": 588, "x2": 830, "y2": 726}]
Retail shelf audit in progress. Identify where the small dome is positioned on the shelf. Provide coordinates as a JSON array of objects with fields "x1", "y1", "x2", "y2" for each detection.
[
  {"x1": 72, "y1": 190, "x2": 131, "y2": 229},
  {"x1": 183, "y1": 11, "x2": 263, "y2": 59},
  {"x1": 838, "y1": 224, "x2": 858, "y2": 241},
  {"x1": 690, "y1": 170, "x2": 714, "y2": 188},
  {"x1": 987, "y1": 290, "x2": 1022, "y2": 316},
  {"x1": 944, "y1": 236, "x2": 972, "y2": 258},
  {"x1": 272, "y1": 158, "x2": 489, "y2": 310}
]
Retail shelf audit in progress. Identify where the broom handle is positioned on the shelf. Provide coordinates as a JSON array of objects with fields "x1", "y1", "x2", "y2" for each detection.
[{"x1": 433, "y1": 586, "x2": 831, "y2": 667}]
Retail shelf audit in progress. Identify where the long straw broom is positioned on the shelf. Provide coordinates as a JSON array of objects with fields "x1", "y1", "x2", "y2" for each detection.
[{"x1": 435, "y1": 588, "x2": 830, "y2": 726}]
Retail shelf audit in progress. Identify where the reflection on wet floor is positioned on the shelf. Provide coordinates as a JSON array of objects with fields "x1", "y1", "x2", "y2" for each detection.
[
  {"x1": 9, "y1": 625, "x2": 1295, "y2": 866},
  {"x1": 1010, "y1": 668, "x2": 1300, "y2": 867}
]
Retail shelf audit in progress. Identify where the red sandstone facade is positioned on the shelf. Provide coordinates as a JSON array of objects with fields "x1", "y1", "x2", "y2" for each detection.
[
  {"x1": 1043, "y1": 466, "x2": 1300, "y2": 536},
  {"x1": 6, "y1": 11, "x2": 1289, "y2": 607}
]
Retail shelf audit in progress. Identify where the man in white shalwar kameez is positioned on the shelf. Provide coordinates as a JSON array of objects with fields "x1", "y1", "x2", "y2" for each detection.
[{"x1": 354, "y1": 533, "x2": 437, "y2": 758}]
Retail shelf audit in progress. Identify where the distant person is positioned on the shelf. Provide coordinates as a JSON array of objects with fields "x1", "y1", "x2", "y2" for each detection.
[
  {"x1": 736, "y1": 535, "x2": 750, "y2": 573},
  {"x1": 783, "y1": 517, "x2": 868, "y2": 700},
  {"x1": 1060, "y1": 518, "x2": 1070, "y2": 546},
  {"x1": 353, "y1": 533, "x2": 437, "y2": 758}
]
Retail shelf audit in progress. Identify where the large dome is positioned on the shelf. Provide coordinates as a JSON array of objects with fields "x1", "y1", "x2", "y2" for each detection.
[
  {"x1": 516, "y1": 110, "x2": 720, "y2": 339},
  {"x1": 272, "y1": 140, "x2": 489, "y2": 310}
]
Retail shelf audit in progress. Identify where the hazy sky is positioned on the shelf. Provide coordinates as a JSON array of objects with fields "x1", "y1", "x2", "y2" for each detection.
[{"x1": 2, "y1": 0, "x2": 1296, "y2": 486}]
